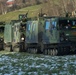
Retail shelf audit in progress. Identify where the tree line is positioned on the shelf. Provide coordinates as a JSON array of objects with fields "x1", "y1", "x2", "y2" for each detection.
[
  {"x1": 42, "y1": 0, "x2": 76, "y2": 17},
  {"x1": 0, "y1": 0, "x2": 76, "y2": 17},
  {"x1": 0, "y1": 0, "x2": 47, "y2": 15}
]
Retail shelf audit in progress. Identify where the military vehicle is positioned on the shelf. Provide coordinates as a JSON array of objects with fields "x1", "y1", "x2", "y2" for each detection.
[
  {"x1": 25, "y1": 17, "x2": 76, "y2": 55},
  {"x1": 25, "y1": 19, "x2": 44, "y2": 54},
  {"x1": 4, "y1": 14, "x2": 27, "y2": 52},
  {"x1": 41, "y1": 17, "x2": 76, "y2": 55},
  {"x1": 4, "y1": 14, "x2": 76, "y2": 55},
  {"x1": 4, "y1": 22, "x2": 20, "y2": 51}
]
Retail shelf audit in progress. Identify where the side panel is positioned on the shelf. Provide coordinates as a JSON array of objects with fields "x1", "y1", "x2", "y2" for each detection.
[
  {"x1": 38, "y1": 19, "x2": 45, "y2": 42},
  {"x1": 59, "y1": 18, "x2": 76, "y2": 42},
  {"x1": 12, "y1": 23, "x2": 20, "y2": 43},
  {"x1": 43, "y1": 18, "x2": 59, "y2": 44},
  {"x1": 4, "y1": 24, "x2": 12, "y2": 43},
  {"x1": 26, "y1": 21, "x2": 38, "y2": 43}
]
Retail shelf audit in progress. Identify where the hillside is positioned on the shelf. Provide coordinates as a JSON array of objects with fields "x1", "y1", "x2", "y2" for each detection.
[
  {"x1": 0, "y1": 0, "x2": 76, "y2": 23},
  {"x1": 0, "y1": 4, "x2": 42, "y2": 22}
]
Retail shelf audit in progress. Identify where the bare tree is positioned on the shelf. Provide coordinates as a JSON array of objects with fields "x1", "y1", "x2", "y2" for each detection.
[
  {"x1": 0, "y1": 0, "x2": 76, "y2": 16},
  {"x1": 41, "y1": 0, "x2": 76, "y2": 17},
  {"x1": 0, "y1": 0, "x2": 7, "y2": 14}
]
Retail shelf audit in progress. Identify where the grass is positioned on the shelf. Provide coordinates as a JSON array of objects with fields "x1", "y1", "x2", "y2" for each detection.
[
  {"x1": 0, "y1": 51, "x2": 76, "y2": 74},
  {"x1": 0, "y1": 4, "x2": 42, "y2": 22},
  {"x1": 0, "y1": 4, "x2": 42, "y2": 37}
]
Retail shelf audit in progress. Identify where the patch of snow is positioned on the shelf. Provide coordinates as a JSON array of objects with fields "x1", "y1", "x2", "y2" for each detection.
[
  {"x1": 28, "y1": 72, "x2": 38, "y2": 75},
  {"x1": 0, "y1": 53, "x2": 76, "y2": 74},
  {"x1": 17, "y1": 72, "x2": 25, "y2": 75}
]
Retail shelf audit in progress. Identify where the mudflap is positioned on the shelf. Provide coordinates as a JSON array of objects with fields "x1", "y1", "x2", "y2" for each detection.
[
  {"x1": 12, "y1": 43, "x2": 20, "y2": 52},
  {"x1": 4, "y1": 44, "x2": 12, "y2": 52},
  {"x1": 0, "y1": 43, "x2": 4, "y2": 50}
]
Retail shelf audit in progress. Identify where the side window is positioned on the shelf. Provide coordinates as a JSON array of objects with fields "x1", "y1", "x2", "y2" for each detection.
[
  {"x1": 72, "y1": 20, "x2": 76, "y2": 28},
  {"x1": 32, "y1": 23, "x2": 36, "y2": 31},
  {"x1": 59, "y1": 20, "x2": 68, "y2": 29},
  {"x1": 51, "y1": 21, "x2": 57, "y2": 29},
  {"x1": 45, "y1": 21, "x2": 50, "y2": 30},
  {"x1": 27, "y1": 22, "x2": 31, "y2": 31},
  {"x1": 28, "y1": 24, "x2": 31, "y2": 31},
  {"x1": 72, "y1": 21, "x2": 76, "y2": 26}
]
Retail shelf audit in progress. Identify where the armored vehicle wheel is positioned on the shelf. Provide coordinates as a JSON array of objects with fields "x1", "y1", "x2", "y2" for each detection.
[
  {"x1": 44, "y1": 49, "x2": 47, "y2": 55},
  {"x1": 52, "y1": 49, "x2": 58, "y2": 56},
  {"x1": 55, "y1": 49, "x2": 58, "y2": 55},
  {"x1": 27, "y1": 48, "x2": 30, "y2": 53},
  {"x1": 47, "y1": 49, "x2": 49, "y2": 55},
  {"x1": 32, "y1": 48, "x2": 37, "y2": 54},
  {"x1": 52, "y1": 49, "x2": 55, "y2": 56},
  {"x1": 27, "y1": 48, "x2": 38, "y2": 54},
  {"x1": 50, "y1": 50, "x2": 53, "y2": 55},
  {"x1": 45, "y1": 48, "x2": 58, "y2": 56}
]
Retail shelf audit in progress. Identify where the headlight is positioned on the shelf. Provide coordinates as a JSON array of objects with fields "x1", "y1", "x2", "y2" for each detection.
[{"x1": 21, "y1": 37, "x2": 24, "y2": 41}]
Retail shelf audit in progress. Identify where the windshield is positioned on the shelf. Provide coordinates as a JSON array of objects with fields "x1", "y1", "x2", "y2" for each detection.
[
  {"x1": 45, "y1": 18, "x2": 57, "y2": 30},
  {"x1": 59, "y1": 19, "x2": 76, "y2": 29},
  {"x1": 26, "y1": 21, "x2": 31, "y2": 31},
  {"x1": 45, "y1": 21, "x2": 50, "y2": 30}
]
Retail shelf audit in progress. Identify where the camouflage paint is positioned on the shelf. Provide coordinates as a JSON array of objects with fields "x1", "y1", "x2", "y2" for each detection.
[
  {"x1": 4, "y1": 22, "x2": 21, "y2": 43},
  {"x1": 12, "y1": 22, "x2": 20, "y2": 43},
  {"x1": 26, "y1": 21, "x2": 38, "y2": 43},
  {"x1": 42, "y1": 18, "x2": 59, "y2": 44},
  {"x1": 4, "y1": 24, "x2": 12, "y2": 43}
]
